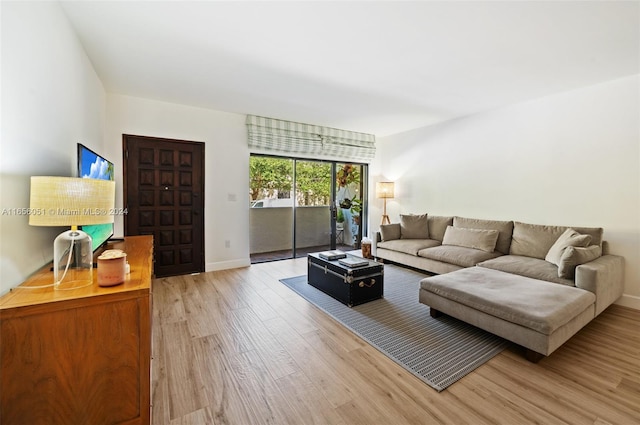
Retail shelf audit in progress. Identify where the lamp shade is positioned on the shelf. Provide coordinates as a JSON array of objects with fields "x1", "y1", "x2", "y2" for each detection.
[
  {"x1": 29, "y1": 176, "x2": 115, "y2": 226},
  {"x1": 375, "y1": 181, "x2": 394, "y2": 199}
]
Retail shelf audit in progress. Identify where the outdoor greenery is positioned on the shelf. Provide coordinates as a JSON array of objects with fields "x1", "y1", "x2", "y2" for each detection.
[
  {"x1": 249, "y1": 157, "x2": 363, "y2": 209},
  {"x1": 295, "y1": 161, "x2": 332, "y2": 205},
  {"x1": 250, "y1": 157, "x2": 332, "y2": 206},
  {"x1": 249, "y1": 156, "x2": 292, "y2": 200}
]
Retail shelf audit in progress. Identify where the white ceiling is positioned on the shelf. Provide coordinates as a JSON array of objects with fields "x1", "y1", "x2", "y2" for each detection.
[{"x1": 60, "y1": 1, "x2": 639, "y2": 136}]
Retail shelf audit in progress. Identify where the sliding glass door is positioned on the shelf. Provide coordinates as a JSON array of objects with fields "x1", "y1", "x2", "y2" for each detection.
[
  {"x1": 293, "y1": 159, "x2": 332, "y2": 258},
  {"x1": 249, "y1": 155, "x2": 367, "y2": 263}
]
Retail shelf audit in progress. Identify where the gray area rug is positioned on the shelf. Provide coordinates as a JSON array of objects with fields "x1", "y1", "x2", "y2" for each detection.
[{"x1": 280, "y1": 264, "x2": 509, "y2": 391}]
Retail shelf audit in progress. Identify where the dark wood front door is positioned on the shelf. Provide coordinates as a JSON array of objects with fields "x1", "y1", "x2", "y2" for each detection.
[{"x1": 124, "y1": 135, "x2": 205, "y2": 277}]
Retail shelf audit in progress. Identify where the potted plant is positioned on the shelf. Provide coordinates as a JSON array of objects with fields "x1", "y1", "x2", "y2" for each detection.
[
  {"x1": 336, "y1": 207, "x2": 345, "y2": 227},
  {"x1": 350, "y1": 198, "x2": 362, "y2": 225},
  {"x1": 336, "y1": 164, "x2": 359, "y2": 188},
  {"x1": 339, "y1": 198, "x2": 352, "y2": 209},
  {"x1": 337, "y1": 164, "x2": 360, "y2": 209}
]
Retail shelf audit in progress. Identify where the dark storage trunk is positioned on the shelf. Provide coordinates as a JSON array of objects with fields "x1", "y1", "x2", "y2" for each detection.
[{"x1": 307, "y1": 253, "x2": 384, "y2": 307}]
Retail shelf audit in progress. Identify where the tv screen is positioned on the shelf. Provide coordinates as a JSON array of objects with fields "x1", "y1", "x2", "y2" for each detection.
[{"x1": 77, "y1": 143, "x2": 115, "y2": 252}]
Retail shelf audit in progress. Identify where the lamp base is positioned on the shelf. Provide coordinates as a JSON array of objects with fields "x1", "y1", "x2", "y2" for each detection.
[
  {"x1": 381, "y1": 215, "x2": 391, "y2": 225},
  {"x1": 53, "y1": 229, "x2": 93, "y2": 290}
]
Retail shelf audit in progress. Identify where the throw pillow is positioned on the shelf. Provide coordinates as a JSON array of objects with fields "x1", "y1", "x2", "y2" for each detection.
[
  {"x1": 558, "y1": 245, "x2": 602, "y2": 278},
  {"x1": 454, "y1": 217, "x2": 513, "y2": 254},
  {"x1": 400, "y1": 213, "x2": 429, "y2": 239},
  {"x1": 441, "y1": 226, "x2": 500, "y2": 253},
  {"x1": 380, "y1": 223, "x2": 401, "y2": 241},
  {"x1": 545, "y1": 228, "x2": 592, "y2": 266}
]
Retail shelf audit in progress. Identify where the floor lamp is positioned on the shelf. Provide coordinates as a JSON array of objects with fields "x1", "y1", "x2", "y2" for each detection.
[
  {"x1": 29, "y1": 176, "x2": 115, "y2": 290},
  {"x1": 376, "y1": 181, "x2": 394, "y2": 225}
]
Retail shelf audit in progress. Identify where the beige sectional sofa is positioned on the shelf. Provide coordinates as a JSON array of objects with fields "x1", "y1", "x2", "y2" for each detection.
[{"x1": 373, "y1": 214, "x2": 625, "y2": 361}]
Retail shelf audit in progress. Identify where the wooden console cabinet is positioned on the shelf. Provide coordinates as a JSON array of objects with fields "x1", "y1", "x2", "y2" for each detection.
[{"x1": 0, "y1": 235, "x2": 153, "y2": 425}]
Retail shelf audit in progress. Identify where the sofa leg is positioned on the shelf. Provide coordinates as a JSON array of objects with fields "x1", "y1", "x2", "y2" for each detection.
[
  {"x1": 524, "y1": 348, "x2": 545, "y2": 363},
  {"x1": 429, "y1": 308, "x2": 442, "y2": 318}
]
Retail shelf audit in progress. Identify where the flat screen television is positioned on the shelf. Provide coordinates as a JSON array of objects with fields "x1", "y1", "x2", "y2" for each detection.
[{"x1": 77, "y1": 143, "x2": 115, "y2": 252}]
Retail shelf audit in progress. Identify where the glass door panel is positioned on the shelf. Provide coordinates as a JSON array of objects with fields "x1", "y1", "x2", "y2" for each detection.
[
  {"x1": 249, "y1": 156, "x2": 294, "y2": 262},
  {"x1": 294, "y1": 160, "x2": 332, "y2": 257}
]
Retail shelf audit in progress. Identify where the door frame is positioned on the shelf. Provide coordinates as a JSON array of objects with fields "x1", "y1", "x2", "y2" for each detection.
[{"x1": 249, "y1": 154, "x2": 368, "y2": 262}]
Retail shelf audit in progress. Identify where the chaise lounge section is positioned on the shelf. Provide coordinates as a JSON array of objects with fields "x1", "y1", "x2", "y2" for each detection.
[{"x1": 373, "y1": 214, "x2": 625, "y2": 361}]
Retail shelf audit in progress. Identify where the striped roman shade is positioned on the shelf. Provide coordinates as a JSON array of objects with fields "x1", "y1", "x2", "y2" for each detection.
[{"x1": 246, "y1": 115, "x2": 376, "y2": 162}]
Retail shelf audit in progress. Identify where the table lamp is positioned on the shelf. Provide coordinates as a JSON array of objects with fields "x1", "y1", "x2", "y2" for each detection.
[
  {"x1": 376, "y1": 181, "x2": 394, "y2": 225},
  {"x1": 29, "y1": 176, "x2": 116, "y2": 290}
]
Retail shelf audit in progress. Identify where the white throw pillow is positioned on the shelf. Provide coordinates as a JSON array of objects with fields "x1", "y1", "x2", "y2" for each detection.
[{"x1": 545, "y1": 228, "x2": 592, "y2": 266}]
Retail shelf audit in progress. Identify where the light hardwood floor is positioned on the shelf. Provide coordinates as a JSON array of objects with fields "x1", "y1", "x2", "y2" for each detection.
[{"x1": 151, "y1": 258, "x2": 640, "y2": 425}]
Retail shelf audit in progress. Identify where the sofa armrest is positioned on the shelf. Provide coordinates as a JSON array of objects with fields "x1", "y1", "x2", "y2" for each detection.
[
  {"x1": 575, "y1": 254, "x2": 624, "y2": 316},
  {"x1": 372, "y1": 232, "x2": 382, "y2": 257}
]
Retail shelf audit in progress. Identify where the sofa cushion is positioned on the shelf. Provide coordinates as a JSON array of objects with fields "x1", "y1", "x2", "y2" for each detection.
[
  {"x1": 400, "y1": 213, "x2": 429, "y2": 239},
  {"x1": 558, "y1": 245, "x2": 602, "y2": 279},
  {"x1": 442, "y1": 225, "x2": 499, "y2": 253},
  {"x1": 478, "y1": 255, "x2": 574, "y2": 286},
  {"x1": 453, "y1": 217, "x2": 514, "y2": 254},
  {"x1": 545, "y1": 228, "x2": 592, "y2": 266},
  {"x1": 380, "y1": 223, "x2": 401, "y2": 241},
  {"x1": 377, "y1": 239, "x2": 440, "y2": 256},
  {"x1": 420, "y1": 267, "x2": 596, "y2": 335},
  {"x1": 418, "y1": 245, "x2": 502, "y2": 268},
  {"x1": 510, "y1": 222, "x2": 604, "y2": 259},
  {"x1": 428, "y1": 215, "x2": 454, "y2": 242}
]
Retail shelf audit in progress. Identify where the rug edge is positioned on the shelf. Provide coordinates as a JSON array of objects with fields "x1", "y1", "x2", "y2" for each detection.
[{"x1": 279, "y1": 274, "x2": 508, "y2": 391}]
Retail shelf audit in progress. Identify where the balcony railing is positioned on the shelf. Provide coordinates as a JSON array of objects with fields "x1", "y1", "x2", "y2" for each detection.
[{"x1": 250, "y1": 206, "x2": 332, "y2": 254}]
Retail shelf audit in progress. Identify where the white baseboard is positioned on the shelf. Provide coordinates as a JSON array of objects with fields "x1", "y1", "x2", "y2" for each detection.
[
  {"x1": 615, "y1": 294, "x2": 640, "y2": 310},
  {"x1": 206, "y1": 258, "x2": 251, "y2": 272}
]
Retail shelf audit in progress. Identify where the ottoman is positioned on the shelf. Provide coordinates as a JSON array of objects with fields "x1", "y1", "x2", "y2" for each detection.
[{"x1": 419, "y1": 267, "x2": 596, "y2": 362}]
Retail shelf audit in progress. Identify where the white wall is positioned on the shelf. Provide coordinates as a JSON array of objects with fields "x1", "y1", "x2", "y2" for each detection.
[
  {"x1": 0, "y1": 1, "x2": 106, "y2": 294},
  {"x1": 105, "y1": 94, "x2": 251, "y2": 271},
  {"x1": 372, "y1": 75, "x2": 640, "y2": 308}
]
